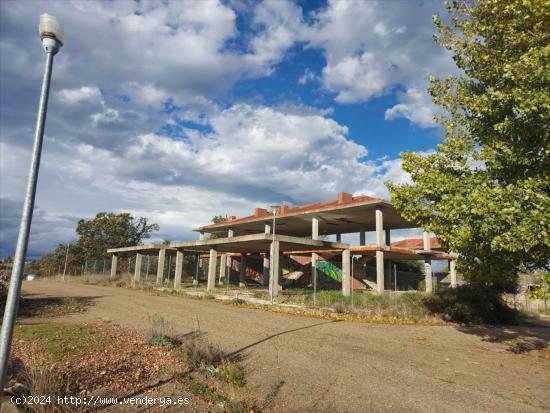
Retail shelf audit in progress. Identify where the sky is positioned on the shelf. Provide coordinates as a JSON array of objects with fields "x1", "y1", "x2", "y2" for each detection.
[{"x1": 0, "y1": 0, "x2": 457, "y2": 258}]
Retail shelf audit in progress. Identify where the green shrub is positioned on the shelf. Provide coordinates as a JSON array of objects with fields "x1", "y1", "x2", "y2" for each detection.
[{"x1": 423, "y1": 286, "x2": 519, "y2": 324}]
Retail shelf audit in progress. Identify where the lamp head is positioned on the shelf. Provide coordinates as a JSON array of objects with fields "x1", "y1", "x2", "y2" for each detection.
[{"x1": 38, "y1": 14, "x2": 63, "y2": 54}]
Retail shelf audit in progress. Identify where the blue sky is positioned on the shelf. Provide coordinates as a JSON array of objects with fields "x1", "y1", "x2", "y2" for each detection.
[{"x1": 0, "y1": 0, "x2": 456, "y2": 257}]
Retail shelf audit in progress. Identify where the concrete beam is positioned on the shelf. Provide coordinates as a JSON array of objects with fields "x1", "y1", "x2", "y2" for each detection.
[
  {"x1": 134, "y1": 253, "x2": 142, "y2": 283},
  {"x1": 110, "y1": 254, "x2": 118, "y2": 278},
  {"x1": 239, "y1": 254, "x2": 247, "y2": 287},
  {"x1": 174, "y1": 250, "x2": 183, "y2": 290},
  {"x1": 342, "y1": 249, "x2": 350, "y2": 297},
  {"x1": 207, "y1": 248, "x2": 217, "y2": 292},
  {"x1": 156, "y1": 249, "x2": 166, "y2": 286}
]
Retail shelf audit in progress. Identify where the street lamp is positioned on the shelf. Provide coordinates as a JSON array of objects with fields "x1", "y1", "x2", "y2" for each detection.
[
  {"x1": 0, "y1": 14, "x2": 64, "y2": 388},
  {"x1": 269, "y1": 205, "x2": 280, "y2": 304}
]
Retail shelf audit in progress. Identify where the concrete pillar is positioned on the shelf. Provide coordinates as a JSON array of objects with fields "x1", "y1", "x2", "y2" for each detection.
[
  {"x1": 218, "y1": 253, "x2": 226, "y2": 285},
  {"x1": 174, "y1": 250, "x2": 183, "y2": 290},
  {"x1": 359, "y1": 227, "x2": 366, "y2": 246},
  {"x1": 262, "y1": 254, "x2": 270, "y2": 285},
  {"x1": 207, "y1": 249, "x2": 217, "y2": 292},
  {"x1": 228, "y1": 229, "x2": 234, "y2": 238},
  {"x1": 450, "y1": 258, "x2": 457, "y2": 288},
  {"x1": 423, "y1": 231, "x2": 433, "y2": 293},
  {"x1": 385, "y1": 229, "x2": 391, "y2": 246},
  {"x1": 134, "y1": 253, "x2": 142, "y2": 283},
  {"x1": 336, "y1": 233, "x2": 341, "y2": 242},
  {"x1": 239, "y1": 254, "x2": 247, "y2": 287},
  {"x1": 342, "y1": 249, "x2": 350, "y2": 297},
  {"x1": 156, "y1": 249, "x2": 166, "y2": 286},
  {"x1": 269, "y1": 241, "x2": 280, "y2": 298},
  {"x1": 265, "y1": 224, "x2": 271, "y2": 234},
  {"x1": 110, "y1": 254, "x2": 118, "y2": 278},
  {"x1": 199, "y1": 231, "x2": 205, "y2": 240},
  {"x1": 375, "y1": 207, "x2": 385, "y2": 293},
  {"x1": 312, "y1": 217, "x2": 319, "y2": 290},
  {"x1": 193, "y1": 253, "x2": 200, "y2": 285}
]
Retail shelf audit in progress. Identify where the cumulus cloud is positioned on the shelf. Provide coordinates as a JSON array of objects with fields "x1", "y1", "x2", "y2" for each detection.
[
  {"x1": 384, "y1": 88, "x2": 438, "y2": 128},
  {"x1": 303, "y1": 0, "x2": 456, "y2": 126}
]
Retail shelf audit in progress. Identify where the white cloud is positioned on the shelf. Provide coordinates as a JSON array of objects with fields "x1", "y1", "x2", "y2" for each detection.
[
  {"x1": 0, "y1": 103, "x2": 409, "y2": 256},
  {"x1": 56, "y1": 86, "x2": 102, "y2": 105},
  {"x1": 303, "y1": 0, "x2": 456, "y2": 126},
  {"x1": 384, "y1": 88, "x2": 437, "y2": 128}
]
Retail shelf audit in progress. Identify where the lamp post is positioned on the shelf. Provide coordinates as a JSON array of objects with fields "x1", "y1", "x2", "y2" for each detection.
[
  {"x1": 0, "y1": 14, "x2": 64, "y2": 388},
  {"x1": 269, "y1": 205, "x2": 280, "y2": 304}
]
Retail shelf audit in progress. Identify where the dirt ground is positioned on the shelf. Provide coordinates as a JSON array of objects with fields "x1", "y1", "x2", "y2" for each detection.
[{"x1": 15, "y1": 279, "x2": 550, "y2": 413}]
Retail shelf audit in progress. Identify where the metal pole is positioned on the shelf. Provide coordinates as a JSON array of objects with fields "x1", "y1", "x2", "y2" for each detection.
[
  {"x1": 0, "y1": 51, "x2": 55, "y2": 388},
  {"x1": 269, "y1": 208, "x2": 277, "y2": 304},
  {"x1": 62, "y1": 243, "x2": 69, "y2": 281}
]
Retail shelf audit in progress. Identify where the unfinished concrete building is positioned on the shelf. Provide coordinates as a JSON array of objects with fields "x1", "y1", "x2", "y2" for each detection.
[{"x1": 107, "y1": 192, "x2": 457, "y2": 296}]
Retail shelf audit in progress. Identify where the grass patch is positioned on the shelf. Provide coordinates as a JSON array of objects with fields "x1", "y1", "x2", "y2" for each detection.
[
  {"x1": 205, "y1": 362, "x2": 245, "y2": 387},
  {"x1": 206, "y1": 293, "x2": 216, "y2": 300},
  {"x1": 179, "y1": 372, "x2": 246, "y2": 413},
  {"x1": 147, "y1": 314, "x2": 177, "y2": 348},
  {"x1": 14, "y1": 323, "x2": 102, "y2": 360}
]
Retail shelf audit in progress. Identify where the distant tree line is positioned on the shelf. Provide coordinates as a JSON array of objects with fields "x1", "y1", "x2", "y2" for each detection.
[{"x1": 26, "y1": 212, "x2": 159, "y2": 276}]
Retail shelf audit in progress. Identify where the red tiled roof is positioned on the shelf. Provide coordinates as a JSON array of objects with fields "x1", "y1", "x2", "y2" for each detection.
[
  {"x1": 390, "y1": 237, "x2": 443, "y2": 250},
  {"x1": 199, "y1": 192, "x2": 383, "y2": 230}
]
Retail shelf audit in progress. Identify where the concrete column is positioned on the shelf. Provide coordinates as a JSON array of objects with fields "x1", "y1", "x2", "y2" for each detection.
[
  {"x1": 312, "y1": 217, "x2": 319, "y2": 290},
  {"x1": 207, "y1": 249, "x2": 217, "y2": 292},
  {"x1": 156, "y1": 249, "x2": 166, "y2": 286},
  {"x1": 423, "y1": 231, "x2": 433, "y2": 293},
  {"x1": 342, "y1": 249, "x2": 350, "y2": 297},
  {"x1": 262, "y1": 254, "x2": 270, "y2": 285},
  {"x1": 375, "y1": 207, "x2": 385, "y2": 293},
  {"x1": 193, "y1": 253, "x2": 200, "y2": 285},
  {"x1": 199, "y1": 231, "x2": 205, "y2": 240},
  {"x1": 228, "y1": 229, "x2": 234, "y2": 238},
  {"x1": 218, "y1": 253, "x2": 226, "y2": 285},
  {"x1": 450, "y1": 258, "x2": 457, "y2": 288},
  {"x1": 385, "y1": 229, "x2": 391, "y2": 246},
  {"x1": 134, "y1": 253, "x2": 142, "y2": 283},
  {"x1": 265, "y1": 224, "x2": 271, "y2": 234},
  {"x1": 359, "y1": 227, "x2": 366, "y2": 246},
  {"x1": 239, "y1": 254, "x2": 247, "y2": 287},
  {"x1": 336, "y1": 233, "x2": 341, "y2": 242},
  {"x1": 174, "y1": 250, "x2": 183, "y2": 290},
  {"x1": 270, "y1": 241, "x2": 280, "y2": 298},
  {"x1": 110, "y1": 254, "x2": 118, "y2": 278}
]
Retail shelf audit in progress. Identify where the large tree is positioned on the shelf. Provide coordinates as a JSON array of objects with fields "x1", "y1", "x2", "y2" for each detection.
[
  {"x1": 75, "y1": 212, "x2": 159, "y2": 260},
  {"x1": 388, "y1": 0, "x2": 549, "y2": 291}
]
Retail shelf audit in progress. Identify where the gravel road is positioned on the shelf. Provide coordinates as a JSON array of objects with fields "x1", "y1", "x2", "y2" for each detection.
[{"x1": 19, "y1": 280, "x2": 550, "y2": 413}]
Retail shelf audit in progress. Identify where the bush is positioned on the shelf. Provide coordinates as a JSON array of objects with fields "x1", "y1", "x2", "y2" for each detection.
[{"x1": 423, "y1": 286, "x2": 519, "y2": 324}]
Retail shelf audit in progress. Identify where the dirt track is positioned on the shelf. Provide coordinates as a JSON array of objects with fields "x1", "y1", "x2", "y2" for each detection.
[{"x1": 19, "y1": 280, "x2": 550, "y2": 412}]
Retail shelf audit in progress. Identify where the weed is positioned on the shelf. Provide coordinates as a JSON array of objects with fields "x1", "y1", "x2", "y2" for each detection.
[
  {"x1": 148, "y1": 314, "x2": 176, "y2": 347},
  {"x1": 185, "y1": 336, "x2": 226, "y2": 369},
  {"x1": 231, "y1": 298, "x2": 246, "y2": 306},
  {"x1": 205, "y1": 362, "x2": 245, "y2": 386},
  {"x1": 206, "y1": 293, "x2": 216, "y2": 300},
  {"x1": 332, "y1": 303, "x2": 347, "y2": 314}
]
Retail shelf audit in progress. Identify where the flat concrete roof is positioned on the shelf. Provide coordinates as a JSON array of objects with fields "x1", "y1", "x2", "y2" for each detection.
[
  {"x1": 195, "y1": 193, "x2": 417, "y2": 237},
  {"x1": 107, "y1": 233, "x2": 349, "y2": 255}
]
